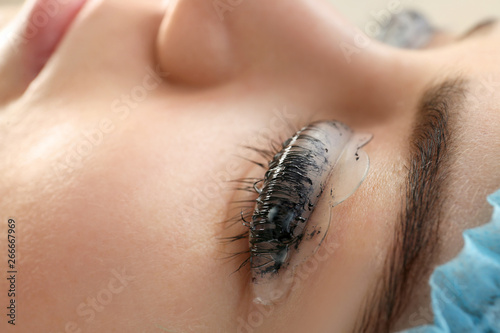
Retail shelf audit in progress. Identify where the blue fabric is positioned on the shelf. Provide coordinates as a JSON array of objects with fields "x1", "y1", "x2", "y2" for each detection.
[
  {"x1": 377, "y1": 10, "x2": 435, "y2": 49},
  {"x1": 401, "y1": 189, "x2": 500, "y2": 333}
]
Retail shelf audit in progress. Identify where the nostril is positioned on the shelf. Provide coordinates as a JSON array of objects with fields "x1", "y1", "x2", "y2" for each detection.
[{"x1": 155, "y1": 0, "x2": 237, "y2": 87}]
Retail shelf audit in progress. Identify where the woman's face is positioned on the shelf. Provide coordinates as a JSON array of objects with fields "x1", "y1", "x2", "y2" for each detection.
[{"x1": 1, "y1": 0, "x2": 499, "y2": 332}]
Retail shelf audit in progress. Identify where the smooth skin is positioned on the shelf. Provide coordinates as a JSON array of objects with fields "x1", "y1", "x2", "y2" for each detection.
[{"x1": 0, "y1": 0, "x2": 499, "y2": 332}]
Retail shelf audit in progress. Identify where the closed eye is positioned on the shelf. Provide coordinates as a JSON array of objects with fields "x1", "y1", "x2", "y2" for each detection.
[{"x1": 223, "y1": 120, "x2": 372, "y2": 305}]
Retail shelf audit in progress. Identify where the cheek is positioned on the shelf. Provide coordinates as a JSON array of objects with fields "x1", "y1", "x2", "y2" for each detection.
[{"x1": 7, "y1": 139, "x2": 242, "y2": 332}]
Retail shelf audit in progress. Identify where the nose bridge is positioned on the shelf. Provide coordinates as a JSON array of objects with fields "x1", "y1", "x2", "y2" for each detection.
[
  {"x1": 155, "y1": 0, "x2": 427, "y2": 124},
  {"x1": 155, "y1": 0, "x2": 373, "y2": 87}
]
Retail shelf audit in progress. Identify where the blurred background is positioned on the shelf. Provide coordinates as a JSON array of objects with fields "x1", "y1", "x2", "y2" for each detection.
[
  {"x1": 332, "y1": 0, "x2": 500, "y2": 34},
  {"x1": 1, "y1": 0, "x2": 500, "y2": 35}
]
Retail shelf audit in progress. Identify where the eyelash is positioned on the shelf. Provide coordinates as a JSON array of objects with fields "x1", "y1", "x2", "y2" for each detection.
[
  {"x1": 221, "y1": 124, "x2": 329, "y2": 276},
  {"x1": 221, "y1": 136, "x2": 295, "y2": 273}
]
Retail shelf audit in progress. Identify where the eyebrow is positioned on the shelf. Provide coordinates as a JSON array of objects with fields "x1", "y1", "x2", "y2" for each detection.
[
  {"x1": 354, "y1": 78, "x2": 467, "y2": 332},
  {"x1": 459, "y1": 19, "x2": 498, "y2": 40}
]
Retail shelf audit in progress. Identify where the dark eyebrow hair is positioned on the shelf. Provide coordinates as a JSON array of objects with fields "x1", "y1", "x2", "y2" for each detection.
[
  {"x1": 354, "y1": 78, "x2": 467, "y2": 333},
  {"x1": 459, "y1": 18, "x2": 498, "y2": 40}
]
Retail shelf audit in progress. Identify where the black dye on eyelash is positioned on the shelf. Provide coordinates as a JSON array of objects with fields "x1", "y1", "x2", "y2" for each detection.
[
  {"x1": 249, "y1": 132, "x2": 329, "y2": 279},
  {"x1": 224, "y1": 123, "x2": 344, "y2": 279}
]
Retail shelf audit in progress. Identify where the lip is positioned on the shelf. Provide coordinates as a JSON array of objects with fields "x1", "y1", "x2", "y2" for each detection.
[{"x1": 20, "y1": 0, "x2": 88, "y2": 79}]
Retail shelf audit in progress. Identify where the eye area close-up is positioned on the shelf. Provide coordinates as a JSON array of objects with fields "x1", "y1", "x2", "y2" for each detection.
[
  {"x1": 0, "y1": 0, "x2": 499, "y2": 333},
  {"x1": 236, "y1": 121, "x2": 372, "y2": 305}
]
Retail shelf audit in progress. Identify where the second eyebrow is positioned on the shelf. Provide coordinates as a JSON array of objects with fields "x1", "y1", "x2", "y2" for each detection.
[{"x1": 459, "y1": 19, "x2": 498, "y2": 40}]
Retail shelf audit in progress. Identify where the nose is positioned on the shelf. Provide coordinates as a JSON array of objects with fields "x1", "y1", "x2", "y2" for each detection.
[
  {"x1": 155, "y1": 0, "x2": 238, "y2": 87},
  {"x1": 156, "y1": 0, "x2": 429, "y2": 125},
  {"x1": 156, "y1": 0, "x2": 392, "y2": 89}
]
